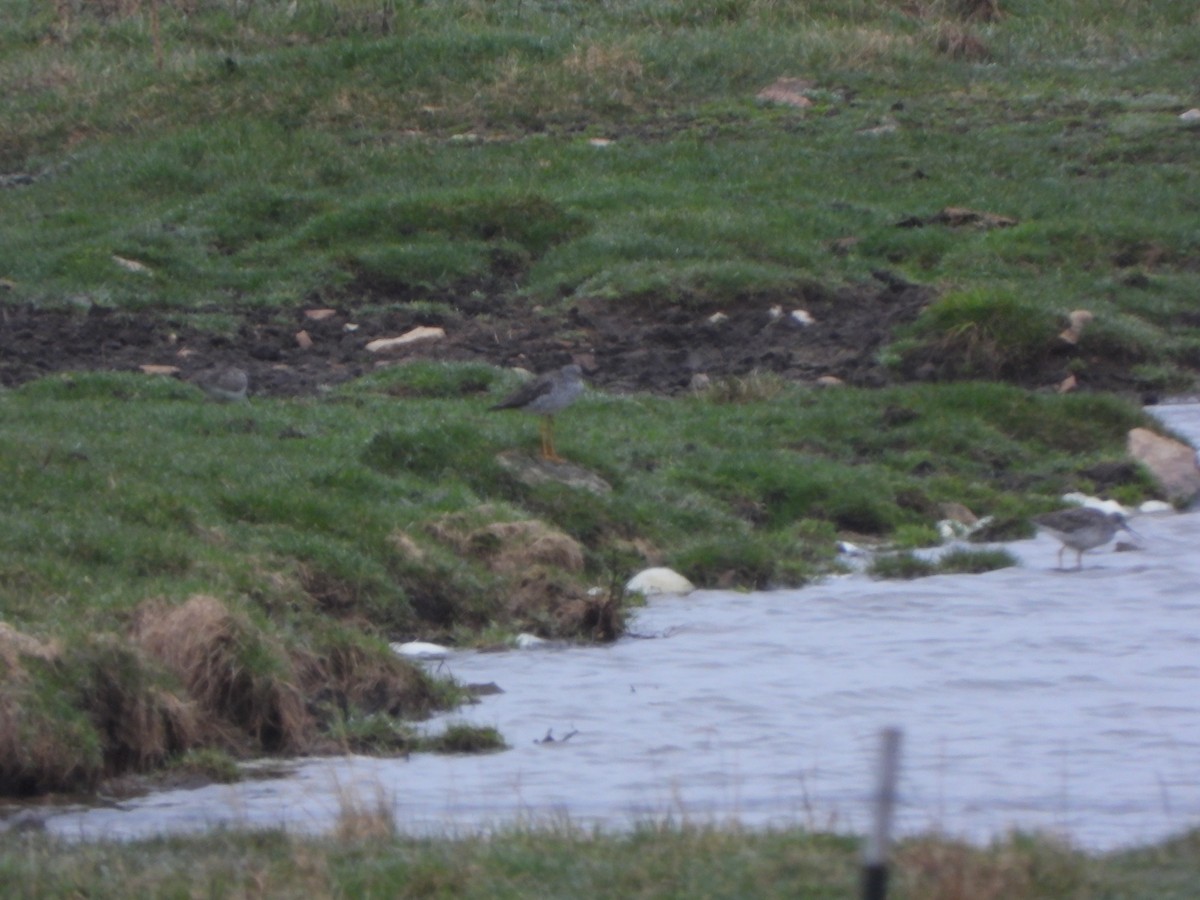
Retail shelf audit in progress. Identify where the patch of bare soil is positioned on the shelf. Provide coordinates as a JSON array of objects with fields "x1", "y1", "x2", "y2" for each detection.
[
  {"x1": 0, "y1": 273, "x2": 1140, "y2": 396},
  {"x1": 0, "y1": 275, "x2": 936, "y2": 397}
]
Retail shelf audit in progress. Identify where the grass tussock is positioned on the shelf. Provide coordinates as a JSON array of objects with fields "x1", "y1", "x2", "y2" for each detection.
[{"x1": 134, "y1": 595, "x2": 312, "y2": 753}]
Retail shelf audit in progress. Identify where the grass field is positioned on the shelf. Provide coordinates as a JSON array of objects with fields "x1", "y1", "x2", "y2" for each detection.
[{"x1": 1, "y1": 0, "x2": 1198, "y2": 875}]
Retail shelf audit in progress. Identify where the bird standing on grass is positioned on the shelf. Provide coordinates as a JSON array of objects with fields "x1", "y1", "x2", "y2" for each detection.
[
  {"x1": 194, "y1": 365, "x2": 249, "y2": 402},
  {"x1": 490, "y1": 364, "x2": 584, "y2": 463},
  {"x1": 1034, "y1": 507, "x2": 1137, "y2": 570}
]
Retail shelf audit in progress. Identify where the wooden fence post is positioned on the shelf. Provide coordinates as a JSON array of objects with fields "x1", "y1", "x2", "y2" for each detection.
[{"x1": 862, "y1": 726, "x2": 903, "y2": 900}]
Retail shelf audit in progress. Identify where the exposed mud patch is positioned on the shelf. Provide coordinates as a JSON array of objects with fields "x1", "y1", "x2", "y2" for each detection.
[
  {"x1": 0, "y1": 276, "x2": 934, "y2": 397},
  {"x1": 0, "y1": 274, "x2": 1145, "y2": 396}
]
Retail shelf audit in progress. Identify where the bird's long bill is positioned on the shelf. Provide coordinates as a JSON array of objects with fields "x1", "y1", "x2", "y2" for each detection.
[{"x1": 1119, "y1": 521, "x2": 1142, "y2": 539}]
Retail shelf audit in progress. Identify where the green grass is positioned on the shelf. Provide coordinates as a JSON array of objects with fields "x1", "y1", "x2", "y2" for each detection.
[
  {"x1": 2, "y1": 825, "x2": 1199, "y2": 899},
  {"x1": 0, "y1": 0, "x2": 1195, "y2": 800},
  {"x1": 0, "y1": 369, "x2": 1162, "y2": 789}
]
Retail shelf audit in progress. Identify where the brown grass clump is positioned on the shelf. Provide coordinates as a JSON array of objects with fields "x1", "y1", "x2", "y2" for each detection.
[
  {"x1": 0, "y1": 623, "x2": 59, "y2": 680},
  {"x1": 0, "y1": 679, "x2": 101, "y2": 795},
  {"x1": 73, "y1": 635, "x2": 203, "y2": 775},
  {"x1": 0, "y1": 629, "x2": 200, "y2": 793},
  {"x1": 295, "y1": 633, "x2": 442, "y2": 721},
  {"x1": 933, "y1": 24, "x2": 991, "y2": 61},
  {"x1": 134, "y1": 595, "x2": 312, "y2": 753},
  {"x1": 333, "y1": 784, "x2": 397, "y2": 842},
  {"x1": 895, "y1": 834, "x2": 1082, "y2": 900},
  {"x1": 508, "y1": 570, "x2": 623, "y2": 642},
  {"x1": 426, "y1": 512, "x2": 614, "y2": 639},
  {"x1": 467, "y1": 520, "x2": 585, "y2": 576}
]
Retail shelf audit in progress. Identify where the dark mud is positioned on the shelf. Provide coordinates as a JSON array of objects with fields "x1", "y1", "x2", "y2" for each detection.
[{"x1": 0, "y1": 273, "x2": 1139, "y2": 397}]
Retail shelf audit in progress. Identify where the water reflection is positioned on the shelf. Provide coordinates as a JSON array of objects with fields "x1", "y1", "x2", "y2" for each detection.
[{"x1": 38, "y1": 405, "x2": 1200, "y2": 850}]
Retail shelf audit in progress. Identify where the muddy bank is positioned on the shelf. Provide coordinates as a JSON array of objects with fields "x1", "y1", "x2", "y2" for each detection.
[{"x1": 0, "y1": 276, "x2": 956, "y2": 396}]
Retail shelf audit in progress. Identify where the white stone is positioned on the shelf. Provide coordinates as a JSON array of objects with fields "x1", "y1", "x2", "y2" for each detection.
[
  {"x1": 1179, "y1": 108, "x2": 1200, "y2": 122},
  {"x1": 391, "y1": 641, "x2": 451, "y2": 660},
  {"x1": 514, "y1": 633, "x2": 551, "y2": 649},
  {"x1": 791, "y1": 309, "x2": 815, "y2": 326},
  {"x1": 625, "y1": 567, "x2": 695, "y2": 596},
  {"x1": 1138, "y1": 500, "x2": 1175, "y2": 515},
  {"x1": 937, "y1": 519, "x2": 971, "y2": 541},
  {"x1": 1060, "y1": 493, "x2": 1129, "y2": 516},
  {"x1": 366, "y1": 326, "x2": 446, "y2": 352}
]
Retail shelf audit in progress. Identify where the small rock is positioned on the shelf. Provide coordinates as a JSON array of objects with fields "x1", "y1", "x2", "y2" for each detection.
[
  {"x1": 514, "y1": 633, "x2": 551, "y2": 649},
  {"x1": 588, "y1": 137, "x2": 614, "y2": 147},
  {"x1": 815, "y1": 375, "x2": 844, "y2": 388},
  {"x1": 1180, "y1": 108, "x2": 1200, "y2": 123},
  {"x1": 625, "y1": 567, "x2": 695, "y2": 596},
  {"x1": 1138, "y1": 500, "x2": 1175, "y2": 515},
  {"x1": 391, "y1": 641, "x2": 451, "y2": 660},
  {"x1": 707, "y1": 312, "x2": 729, "y2": 325},
  {"x1": 1058, "y1": 309, "x2": 1094, "y2": 345},
  {"x1": 140, "y1": 364, "x2": 180, "y2": 376},
  {"x1": 1057, "y1": 373, "x2": 1078, "y2": 393},
  {"x1": 366, "y1": 326, "x2": 446, "y2": 352},
  {"x1": 1128, "y1": 427, "x2": 1200, "y2": 504},
  {"x1": 305, "y1": 308, "x2": 338, "y2": 321},
  {"x1": 790, "y1": 309, "x2": 815, "y2": 326},
  {"x1": 689, "y1": 373, "x2": 712, "y2": 392},
  {"x1": 295, "y1": 329, "x2": 313, "y2": 349}
]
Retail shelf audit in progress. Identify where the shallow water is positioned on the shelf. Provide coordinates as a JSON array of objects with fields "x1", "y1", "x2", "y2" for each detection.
[{"x1": 38, "y1": 405, "x2": 1200, "y2": 850}]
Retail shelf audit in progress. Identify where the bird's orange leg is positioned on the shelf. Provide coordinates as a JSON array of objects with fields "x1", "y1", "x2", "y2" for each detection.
[{"x1": 540, "y1": 416, "x2": 564, "y2": 462}]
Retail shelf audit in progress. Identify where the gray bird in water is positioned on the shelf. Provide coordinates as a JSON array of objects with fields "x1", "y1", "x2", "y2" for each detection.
[
  {"x1": 1034, "y1": 507, "x2": 1137, "y2": 570},
  {"x1": 490, "y1": 364, "x2": 584, "y2": 462},
  {"x1": 194, "y1": 365, "x2": 249, "y2": 402}
]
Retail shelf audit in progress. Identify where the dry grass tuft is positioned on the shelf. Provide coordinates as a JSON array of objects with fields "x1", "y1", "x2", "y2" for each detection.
[
  {"x1": 469, "y1": 520, "x2": 586, "y2": 575},
  {"x1": 76, "y1": 634, "x2": 203, "y2": 774},
  {"x1": 706, "y1": 370, "x2": 791, "y2": 404},
  {"x1": 135, "y1": 595, "x2": 312, "y2": 752},
  {"x1": 0, "y1": 623, "x2": 59, "y2": 681},
  {"x1": 333, "y1": 784, "x2": 397, "y2": 842},
  {"x1": 563, "y1": 42, "x2": 644, "y2": 83},
  {"x1": 895, "y1": 833, "x2": 1080, "y2": 900},
  {"x1": 295, "y1": 635, "x2": 439, "y2": 721},
  {"x1": 427, "y1": 512, "x2": 609, "y2": 638},
  {"x1": 0, "y1": 681, "x2": 100, "y2": 794},
  {"x1": 933, "y1": 24, "x2": 992, "y2": 61}
]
